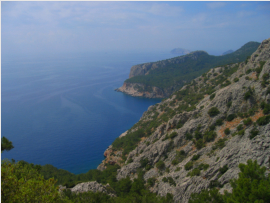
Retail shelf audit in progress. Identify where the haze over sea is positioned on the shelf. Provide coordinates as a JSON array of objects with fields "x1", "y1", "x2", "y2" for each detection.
[{"x1": 1, "y1": 51, "x2": 173, "y2": 174}]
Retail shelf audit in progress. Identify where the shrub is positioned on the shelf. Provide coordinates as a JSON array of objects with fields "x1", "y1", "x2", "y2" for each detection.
[
  {"x1": 238, "y1": 129, "x2": 245, "y2": 136},
  {"x1": 198, "y1": 163, "x2": 210, "y2": 171},
  {"x1": 244, "y1": 87, "x2": 254, "y2": 100},
  {"x1": 243, "y1": 118, "x2": 252, "y2": 126},
  {"x1": 227, "y1": 101, "x2": 232, "y2": 108},
  {"x1": 191, "y1": 154, "x2": 200, "y2": 161},
  {"x1": 262, "y1": 73, "x2": 269, "y2": 81},
  {"x1": 195, "y1": 139, "x2": 205, "y2": 149},
  {"x1": 249, "y1": 128, "x2": 259, "y2": 139},
  {"x1": 188, "y1": 168, "x2": 201, "y2": 177},
  {"x1": 156, "y1": 160, "x2": 165, "y2": 170},
  {"x1": 167, "y1": 177, "x2": 176, "y2": 186},
  {"x1": 162, "y1": 177, "x2": 168, "y2": 182},
  {"x1": 147, "y1": 177, "x2": 156, "y2": 187},
  {"x1": 263, "y1": 103, "x2": 270, "y2": 115},
  {"x1": 215, "y1": 119, "x2": 223, "y2": 126},
  {"x1": 185, "y1": 133, "x2": 193, "y2": 140},
  {"x1": 256, "y1": 115, "x2": 270, "y2": 126},
  {"x1": 245, "y1": 76, "x2": 250, "y2": 80},
  {"x1": 233, "y1": 77, "x2": 239, "y2": 82},
  {"x1": 194, "y1": 130, "x2": 202, "y2": 140},
  {"x1": 204, "y1": 130, "x2": 217, "y2": 142},
  {"x1": 140, "y1": 158, "x2": 149, "y2": 168},
  {"x1": 210, "y1": 93, "x2": 216, "y2": 100},
  {"x1": 127, "y1": 158, "x2": 133, "y2": 164},
  {"x1": 237, "y1": 124, "x2": 243, "y2": 131},
  {"x1": 227, "y1": 114, "x2": 236, "y2": 121},
  {"x1": 175, "y1": 167, "x2": 181, "y2": 172},
  {"x1": 172, "y1": 159, "x2": 179, "y2": 165},
  {"x1": 208, "y1": 107, "x2": 220, "y2": 117},
  {"x1": 169, "y1": 132, "x2": 178, "y2": 139},
  {"x1": 212, "y1": 138, "x2": 227, "y2": 150},
  {"x1": 224, "y1": 128, "x2": 230, "y2": 135},
  {"x1": 185, "y1": 161, "x2": 194, "y2": 171},
  {"x1": 246, "y1": 69, "x2": 252, "y2": 74},
  {"x1": 219, "y1": 165, "x2": 228, "y2": 174}
]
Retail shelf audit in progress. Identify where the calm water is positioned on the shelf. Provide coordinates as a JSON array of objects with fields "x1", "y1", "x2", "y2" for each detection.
[{"x1": 1, "y1": 51, "x2": 172, "y2": 174}]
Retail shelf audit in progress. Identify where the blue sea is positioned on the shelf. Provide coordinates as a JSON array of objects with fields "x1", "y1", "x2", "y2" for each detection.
[{"x1": 1, "y1": 51, "x2": 172, "y2": 174}]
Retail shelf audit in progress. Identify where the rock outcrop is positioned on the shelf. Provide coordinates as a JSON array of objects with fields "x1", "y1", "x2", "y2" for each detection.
[
  {"x1": 70, "y1": 181, "x2": 116, "y2": 197},
  {"x1": 115, "y1": 82, "x2": 170, "y2": 98},
  {"x1": 101, "y1": 38, "x2": 270, "y2": 202}
]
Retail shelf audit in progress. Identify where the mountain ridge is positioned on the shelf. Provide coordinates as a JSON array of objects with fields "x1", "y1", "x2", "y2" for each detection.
[
  {"x1": 100, "y1": 38, "x2": 270, "y2": 202},
  {"x1": 116, "y1": 41, "x2": 260, "y2": 98}
]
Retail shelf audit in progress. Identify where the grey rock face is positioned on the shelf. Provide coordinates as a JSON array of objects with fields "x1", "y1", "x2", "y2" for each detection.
[{"x1": 71, "y1": 181, "x2": 116, "y2": 197}]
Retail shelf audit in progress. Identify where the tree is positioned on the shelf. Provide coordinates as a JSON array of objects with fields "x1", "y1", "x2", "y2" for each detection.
[
  {"x1": 1, "y1": 137, "x2": 14, "y2": 152},
  {"x1": 1, "y1": 160, "x2": 69, "y2": 202},
  {"x1": 189, "y1": 159, "x2": 270, "y2": 203},
  {"x1": 225, "y1": 159, "x2": 270, "y2": 203}
]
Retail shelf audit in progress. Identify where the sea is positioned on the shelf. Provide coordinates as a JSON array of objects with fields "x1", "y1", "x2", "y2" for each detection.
[{"x1": 1, "y1": 51, "x2": 173, "y2": 174}]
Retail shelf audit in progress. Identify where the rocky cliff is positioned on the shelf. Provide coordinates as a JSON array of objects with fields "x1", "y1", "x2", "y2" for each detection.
[
  {"x1": 100, "y1": 38, "x2": 270, "y2": 202},
  {"x1": 115, "y1": 82, "x2": 171, "y2": 98}
]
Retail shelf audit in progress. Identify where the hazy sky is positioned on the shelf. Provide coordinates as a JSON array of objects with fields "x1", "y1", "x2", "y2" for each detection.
[{"x1": 2, "y1": 1, "x2": 270, "y2": 56}]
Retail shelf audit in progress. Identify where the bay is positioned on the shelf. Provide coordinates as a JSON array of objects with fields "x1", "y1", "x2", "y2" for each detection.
[{"x1": 1, "y1": 51, "x2": 172, "y2": 174}]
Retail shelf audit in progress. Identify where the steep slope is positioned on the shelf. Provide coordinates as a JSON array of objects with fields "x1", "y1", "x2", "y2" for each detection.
[
  {"x1": 101, "y1": 38, "x2": 270, "y2": 202},
  {"x1": 116, "y1": 41, "x2": 260, "y2": 98}
]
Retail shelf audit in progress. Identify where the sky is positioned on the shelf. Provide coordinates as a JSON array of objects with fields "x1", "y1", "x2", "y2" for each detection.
[{"x1": 1, "y1": 1, "x2": 270, "y2": 56}]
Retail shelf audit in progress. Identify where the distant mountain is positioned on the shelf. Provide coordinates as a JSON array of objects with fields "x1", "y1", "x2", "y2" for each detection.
[
  {"x1": 222, "y1": 49, "x2": 234, "y2": 55},
  {"x1": 170, "y1": 48, "x2": 191, "y2": 55},
  {"x1": 116, "y1": 41, "x2": 260, "y2": 98}
]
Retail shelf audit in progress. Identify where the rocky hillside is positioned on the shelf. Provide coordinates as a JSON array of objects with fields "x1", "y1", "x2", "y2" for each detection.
[
  {"x1": 100, "y1": 38, "x2": 270, "y2": 202},
  {"x1": 116, "y1": 41, "x2": 260, "y2": 98}
]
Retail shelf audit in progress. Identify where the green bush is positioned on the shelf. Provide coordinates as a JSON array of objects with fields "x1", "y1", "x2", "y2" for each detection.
[
  {"x1": 237, "y1": 124, "x2": 243, "y2": 131},
  {"x1": 227, "y1": 101, "x2": 232, "y2": 108},
  {"x1": 167, "y1": 177, "x2": 176, "y2": 186},
  {"x1": 249, "y1": 127, "x2": 259, "y2": 139},
  {"x1": 185, "y1": 133, "x2": 193, "y2": 140},
  {"x1": 195, "y1": 139, "x2": 205, "y2": 149},
  {"x1": 204, "y1": 130, "x2": 217, "y2": 142},
  {"x1": 215, "y1": 119, "x2": 223, "y2": 126},
  {"x1": 185, "y1": 161, "x2": 194, "y2": 171},
  {"x1": 147, "y1": 177, "x2": 156, "y2": 187},
  {"x1": 191, "y1": 154, "x2": 200, "y2": 161},
  {"x1": 256, "y1": 115, "x2": 270, "y2": 125},
  {"x1": 243, "y1": 117, "x2": 252, "y2": 126},
  {"x1": 210, "y1": 93, "x2": 216, "y2": 100},
  {"x1": 208, "y1": 107, "x2": 220, "y2": 117},
  {"x1": 246, "y1": 69, "x2": 252, "y2": 74},
  {"x1": 212, "y1": 138, "x2": 227, "y2": 150},
  {"x1": 224, "y1": 128, "x2": 230, "y2": 135},
  {"x1": 169, "y1": 132, "x2": 178, "y2": 139},
  {"x1": 156, "y1": 160, "x2": 165, "y2": 170},
  {"x1": 233, "y1": 77, "x2": 239, "y2": 82},
  {"x1": 227, "y1": 114, "x2": 236, "y2": 121},
  {"x1": 244, "y1": 87, "x2": 254, "y2": 100},
  {"x1": 187, "y1": 168, "x2": 201, "y2": 177},
  {"x1": 162, "y1": 177, "x2": 168, "y2": 182},
  {"x1": 219, "y1": 165, "x2": 228, "y2": 174},
  {"x1": 172, "y1": 159, "x2": 179, "y2": 165},
  {"x1": 238, "y1": 129, "x2": 245, "y2": 136}
]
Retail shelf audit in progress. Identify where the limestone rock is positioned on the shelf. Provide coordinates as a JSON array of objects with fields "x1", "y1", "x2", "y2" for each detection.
[{"x1": 71, "y1": 181, "x2": 116, "y2": 197}]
